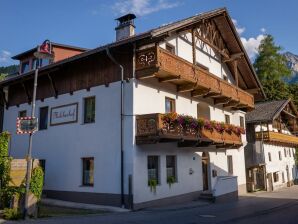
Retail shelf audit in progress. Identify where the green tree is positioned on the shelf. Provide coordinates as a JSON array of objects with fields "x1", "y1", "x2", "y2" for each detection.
[
  {"x1": 289, "y1": 83, "x2": 298, "y2": 108},
  {"x1": 0, "y1": 73, "x2": 7, "y2": 81},
  {"x1": 261, "y1": 79, "x2": 291, "y2": 101},
  {"x1": 254, "y1": 35, "x2": 291, "y2": 82}
]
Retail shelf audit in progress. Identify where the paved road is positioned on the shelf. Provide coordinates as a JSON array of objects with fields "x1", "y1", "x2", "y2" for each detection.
[{"x1": 2, "y1": 186, "x2": 298, "y2": 224}]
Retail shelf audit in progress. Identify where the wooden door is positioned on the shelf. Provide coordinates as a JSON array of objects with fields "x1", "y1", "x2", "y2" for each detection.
[{"x1": 202, "y1": 152, "x2": 209, "y2": 191}]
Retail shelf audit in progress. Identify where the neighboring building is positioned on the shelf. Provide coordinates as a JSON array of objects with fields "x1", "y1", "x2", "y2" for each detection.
[
  {"x1": 0, "y1": 8, "x2": 264, "y2": 209},
  {"x1": 245, "y1": 99, "x2": 298, "y2": 192}
]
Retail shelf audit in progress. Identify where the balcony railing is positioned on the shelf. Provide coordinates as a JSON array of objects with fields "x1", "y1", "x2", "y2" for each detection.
[
  {"x1": 255, "y1": 131, "x2": 298, "y2": 146},
  {"x1": 136, "y1": 46, "x2": 254, "y2": 111},
  {"x1": 136, "y1": 113, "x2": 243, "y2": 148}
]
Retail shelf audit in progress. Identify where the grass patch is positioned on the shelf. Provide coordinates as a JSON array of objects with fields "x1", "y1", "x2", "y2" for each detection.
[{"x1": 38, "y1": 205, "x2": 107, "y2": 218}]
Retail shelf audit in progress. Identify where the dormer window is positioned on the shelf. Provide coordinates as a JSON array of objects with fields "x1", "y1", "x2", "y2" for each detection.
[
  {"x1": 21, "y1": 61, "x2": 30, "y2": 74},
  {"x1": 165, "y1": 43, "x2": 175, "y2": 54}
]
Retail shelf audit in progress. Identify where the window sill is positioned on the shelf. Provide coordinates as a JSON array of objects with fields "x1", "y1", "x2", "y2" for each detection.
[
  {"x1": 81, "y1": 122, "x2": 96, "y2": 125},
  {"x1": 80, "y1": 185, "x2": 94, "y2": 188}
]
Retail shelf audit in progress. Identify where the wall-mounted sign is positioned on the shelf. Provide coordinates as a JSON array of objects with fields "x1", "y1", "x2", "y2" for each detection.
[
  {"x1": 50, "y1": 103, "x2": 78, "y2": 126},
  {"x1": 16, "y1": 117, "x2": 38, "y2": 134}
]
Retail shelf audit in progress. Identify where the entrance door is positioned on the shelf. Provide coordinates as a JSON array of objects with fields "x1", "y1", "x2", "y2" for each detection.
[
  {"x1": 202, "y1": 152, "x2": 209, "y2": 191},
  {"x1": 267, "y1": 173, "x2": 273, "y2": 192}
]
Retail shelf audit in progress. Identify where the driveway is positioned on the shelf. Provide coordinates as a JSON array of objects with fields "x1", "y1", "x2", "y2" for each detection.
[{"x1": 2, "y1": 186, "x2": 298, "y2": 224}]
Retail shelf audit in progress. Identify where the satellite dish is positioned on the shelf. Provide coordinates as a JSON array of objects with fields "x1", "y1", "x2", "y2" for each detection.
[{"x1": 34, "y1": 40, "x2": 54, "y2": 59}]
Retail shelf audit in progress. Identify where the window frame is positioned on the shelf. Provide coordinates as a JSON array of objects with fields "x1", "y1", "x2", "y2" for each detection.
[
  {"x1": 82, "y1": 157, "x2": 94, "y2": 187},
  {"x1": 268, "y1": 152, "x2": 272, "y2": 162},
  {"x1": 225, "y1": 114, "x2": 231, "y2": 124},
  {"x1": 147, "y1": 155, "x2": 160, "y2": 185},
  {"x1": 166, "y1": 155, "x2": 177, "y2": 182},
  {"x1": 279, "y1": 151, "x2": 282, "y2": 161},
  {"x1": 165, "y1": 97, "x2": 176, "y2": 113},
  {"x1": 83, "y1": 96, "x2": 96, "y2": 124},
  {"x1": 39, "y1": 106, "x2": 49, "y2": 130},
  {"x1": 165, "y1": 43, "x2": 175, "y2": 54},
  {"x1": 240, "y1": 116, "x2": 245, "y2": 128},
  {"x1": 18, "y1": 110, "x2": 27, "y2": 118}
]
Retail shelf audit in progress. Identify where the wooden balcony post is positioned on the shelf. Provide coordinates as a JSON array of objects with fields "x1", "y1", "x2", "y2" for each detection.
[
  {"x1": 233, "y1": 60, "x2": 239, "y2": 87},
  {"x1": 191, "y1": 28, "x2": 196, "y2": 65}
]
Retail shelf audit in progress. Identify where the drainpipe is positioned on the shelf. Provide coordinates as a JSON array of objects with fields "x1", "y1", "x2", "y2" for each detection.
[{"x1": 106, "y1": 48, "x2": 125, "y2": 208}]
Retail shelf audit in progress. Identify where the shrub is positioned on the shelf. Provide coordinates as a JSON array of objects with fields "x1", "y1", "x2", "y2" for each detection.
[
  {"x1": 3, "y1": 208, "x2": 22, "y2": 220},
  {"x1": 30, "y1": 167, "x2": 44, "y2": 200}
]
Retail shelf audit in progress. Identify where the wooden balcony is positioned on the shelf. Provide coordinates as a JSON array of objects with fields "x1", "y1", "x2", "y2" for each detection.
[
  {"x1": 136, "y1": 113, "x2": 243, "y2": 148},
  {"x1": 255, "y1": 131, "x2": 298, "y2": 147},
  {"x1": 136, "y1": 46, "x2": 254, "y2": 111}
]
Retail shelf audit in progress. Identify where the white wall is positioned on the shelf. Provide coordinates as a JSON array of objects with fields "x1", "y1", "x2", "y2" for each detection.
[
  {"x1": 3, "y1": 81, "x2": 134, "y2": 195},
  {"x1": 132, "y1": 78, "x2": 247, "y2": 204},
  {"x1": 263, "y1": 143, "x2": 296, "y2": 190}
]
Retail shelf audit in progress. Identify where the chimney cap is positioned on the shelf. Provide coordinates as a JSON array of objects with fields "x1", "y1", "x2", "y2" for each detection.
[{"x1": 115, "y1": 13, "x2": 136, "y2": 23}]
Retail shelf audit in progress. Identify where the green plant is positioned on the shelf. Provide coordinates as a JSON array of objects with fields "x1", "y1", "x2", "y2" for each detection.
[
  {"x1": 167, "y1": 176, "x2": 176, "y2": 188},
  {"x1": 148, "y1": 179, "x2": 157, "y2": 193},
  {"x1": 30, "y1": 167, "x2": 44, "y2": 200},
  {"x1": 3, "y1": 208, "x2": 22, "y2": 220},
  {"x1": 0, "y1": 131, "x2": 12, "y2": 208}
]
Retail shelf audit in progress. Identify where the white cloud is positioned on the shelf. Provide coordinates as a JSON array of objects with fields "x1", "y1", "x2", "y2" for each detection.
[
  {"x1": 0, "y1": 50, "x2": 11, "y2": 63},
  {"x1": 112, "y1": 0, "x2": 180, "y2": 16},
  {"x1": 241, "y1": 35, "x2": 265, "y2": 59},
  {"x1": 232, "y1": 19, "x2": 245, "y2": 35},
  {"x1": 232, "y1": 18, "x2": 266, "y2": 60}
]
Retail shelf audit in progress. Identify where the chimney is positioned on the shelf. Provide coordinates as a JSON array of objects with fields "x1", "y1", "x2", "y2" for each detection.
[{"x1": 115, "y1": 13, "x2": 136, "y2": 41}]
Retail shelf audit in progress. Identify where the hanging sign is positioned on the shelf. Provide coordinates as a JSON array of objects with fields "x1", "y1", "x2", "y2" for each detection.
[
  {"x1": 16, "y1": 117, "x2": 38, "y2": 134},
  {"x1": 50, "y1": 103, "x2": 78, "y2": 126}
]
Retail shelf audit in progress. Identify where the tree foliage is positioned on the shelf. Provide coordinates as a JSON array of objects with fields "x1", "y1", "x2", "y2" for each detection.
[
  {"x1": 30, "y1": 166, "x2": 44, "y2": 200},
  {"x1": 254, "y1": 35, "x2": 291, "y2": 82},
  {"x1": 0, "y1": 132, "x2": 11, "y2": 207},
  {"x1": 0, "y1": 65, "x2": 18, "y2": 75}
]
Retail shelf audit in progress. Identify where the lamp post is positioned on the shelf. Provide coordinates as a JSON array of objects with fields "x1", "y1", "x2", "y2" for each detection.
[{"x1": 23, "y1": 40, "x2": 53, "y2": 219}]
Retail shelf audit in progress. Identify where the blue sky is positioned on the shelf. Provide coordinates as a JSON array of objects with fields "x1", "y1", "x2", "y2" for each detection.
[{"x1": 0, "y1": 0, "x2": 297, "y2": 66}]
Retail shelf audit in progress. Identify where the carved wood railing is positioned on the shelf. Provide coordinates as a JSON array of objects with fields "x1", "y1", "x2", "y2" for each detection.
[
  {"x1": 136, "y1": 113, "x2": 243, "y2": 147},
  {"x1": 136, "y1": 46, "x2": 254, "y2": 110},
  {"x1": 255, "y1": 131, "x2": 298, "y2": 146}
]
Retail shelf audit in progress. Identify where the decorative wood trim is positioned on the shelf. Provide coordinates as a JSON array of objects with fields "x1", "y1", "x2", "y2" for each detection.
[
  {"x1": 21, "y1": 82, "x2": 31, "y2": 103},
  {"x1": 47, "y1": 73, "x2": 58, "y2": 98}
]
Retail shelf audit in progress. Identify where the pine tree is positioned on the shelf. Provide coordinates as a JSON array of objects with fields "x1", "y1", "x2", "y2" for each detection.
[{"x1": 254, "y1": 35, "x2": 291, "y2": 82}]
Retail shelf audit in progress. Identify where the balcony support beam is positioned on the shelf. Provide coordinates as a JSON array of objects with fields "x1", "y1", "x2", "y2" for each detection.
[
  {"x1": 21, "y1": 82, "x2": 31, "y2": 104},
  {"x1": 214, "y1": 97, "x2": 231, "y2": 105},
  {"x1": 191, "y1": 88, "x2": 210, "y2": 97},
  {"x1": 159, "y1": 75, "x2": 180, "y2": 83},
  {"x1": 203, "y1": 91, "x2": 221, "y2": 98},
  {"x1": 177, "y1": 84, "x2": 196, "y2": 93}
]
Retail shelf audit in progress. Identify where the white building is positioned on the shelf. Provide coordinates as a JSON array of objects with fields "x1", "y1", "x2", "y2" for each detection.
[
  {"x1": 245, "y1": 99, "x2": 298, "y2": 192},
  {"x1": 1, "y1": 8, "x2": 265, "y2": 209}
]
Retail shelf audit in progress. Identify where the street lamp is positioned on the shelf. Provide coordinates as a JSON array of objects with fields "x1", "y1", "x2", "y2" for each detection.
[{"x1": 23, "y1": 40, "x2": 53, "y2": 218}]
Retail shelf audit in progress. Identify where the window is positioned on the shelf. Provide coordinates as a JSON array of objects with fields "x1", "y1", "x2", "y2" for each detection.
[
  {"x1": 225, "y1": 114, "x2": 230, "y2": 124},
  {"x1": 21, "y1": 61, "x2": 30, "y2": 74},
  {"x1": 284, "y1": 148, "x2": 287, "y2": 157},
  {"x1": 41, "y1": 58, "x2": 50, "y2": 67},
  {"x1": 279, "y1": 151, "x2": 282, "y2": 160},
  {"x1": 39, "y1": 107, "x2": 48, "y2": 130},
  {"x1": 289, "y1": 149, "x2": 292, "y2": 157},
  {"x1": 18, "y1": 110, "x2": 27, "y2": 118},
  {"x1": 268, "y1": 152, "x2": 272, "y2": 162},
  {"x1": 227, "y1": 155, "x2": 233, "y2": 175},
  {"x1": 165, "y1": 97, "x2": 176, "y2": 113},
  {"x1": 31, "y1": 58, "x2": 38, "y2": 70},
  {"x1": 273, "y1": 172, "x2": 279, "y2": 182},
  {"x1": 166, "y1": 156, "x2": 177, "y2": 182},
  {"x1": 196, "y1": 62, "x2": 209, "y2": 71},
  {"x1": 39, "y1": 159, "x2": 46, "y2": 182},
  {"x1": 240, "y1": 116, "x2": 245, "y2": 128},
  {"x1": 84, "y1": 97, "x2": 96, "y2": 124},
  {"x1": 165, "y1": 43, "x2": 175, "y2": 54},
  {"x1": 147, "y1": 156, "x2": 159, "y2": 184},
  {"x1": 82, "y1": 158, "x2": 94, "y2": 186}
]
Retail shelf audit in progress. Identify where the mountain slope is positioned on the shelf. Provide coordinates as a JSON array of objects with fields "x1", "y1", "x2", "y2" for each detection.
[{"x1": 284, "y1": 52, "x2": 298, "y2": 83}]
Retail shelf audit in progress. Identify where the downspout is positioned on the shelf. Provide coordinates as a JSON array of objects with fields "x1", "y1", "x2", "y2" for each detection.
[{"x1": 106, "y1": 48, "x2": 125, "y2": 208}]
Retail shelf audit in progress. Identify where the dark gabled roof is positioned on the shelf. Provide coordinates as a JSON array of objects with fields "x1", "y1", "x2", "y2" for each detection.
[
  {"x1": 11, "y1": 42, "x2": 89, "y2": 60},
  {"x1": 246, "y1": 100, "x2": 290, "y2": 123},
  {"x1": 1, "y1": 7, "x2": 264, "y2": 98}
]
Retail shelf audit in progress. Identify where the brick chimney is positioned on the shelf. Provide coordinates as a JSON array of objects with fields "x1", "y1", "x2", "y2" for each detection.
[{"x1": 115, "y1": 14, "x2": 136, "y2": 41}]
